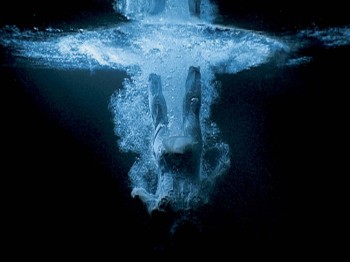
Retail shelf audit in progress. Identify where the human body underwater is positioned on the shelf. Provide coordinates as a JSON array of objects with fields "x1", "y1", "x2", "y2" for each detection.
[
  {"x1": 116, "y1": 0, "x2": 233, "y2": 213},
  {"x1": 132, "y1": 66, "x2": 205, "y2": 212},
  {"x1": 1, "y1": 0, "x2": 349, "y2": 216}
]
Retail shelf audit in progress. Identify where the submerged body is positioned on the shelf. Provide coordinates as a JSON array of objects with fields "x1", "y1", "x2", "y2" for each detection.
[
  {"x1": 132, "y1": 66, "x2": 203, "y2": 211},
  {"x1": 151, "y1": 66, "x2": 202, "y2": 178}
]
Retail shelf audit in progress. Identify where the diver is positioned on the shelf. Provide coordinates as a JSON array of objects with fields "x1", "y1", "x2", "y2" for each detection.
[
  {"x1": 149, "y1": 66, "x2": 202, "y2": 205},
  {"x1": 131, "y1": 66, "x2": 202, "y2": 212}
]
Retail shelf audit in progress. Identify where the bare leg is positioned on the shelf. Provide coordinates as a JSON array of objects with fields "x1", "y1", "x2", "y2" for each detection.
[
  {"x1": 148, "y1": 73, "x2": 168, "y2": 169},
  {"x1": 182, "y1": 66, "x2": 202, "y2": 175},
  {"x1": 148, "y1": 73, "x2": 168, "y2": 129},
  {"x1": 148, "y1": 74, "x2": 173, "y2": 209},
  {"x1": 183, "y1": 66, "x2": 202, "y2": 144}
]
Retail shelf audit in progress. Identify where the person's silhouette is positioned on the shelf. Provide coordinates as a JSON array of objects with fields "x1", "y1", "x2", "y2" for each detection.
[
  {"x1": 151, "y1": 66, "x2": 201, "y2": 181},
  {"x1": 132, "y1": 66, "x2": 202, "y2": 211}
]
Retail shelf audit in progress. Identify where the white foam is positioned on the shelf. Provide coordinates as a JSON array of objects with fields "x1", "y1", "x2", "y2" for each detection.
[{"x1": 0, "y1": 12, "x2": 290, "y2": 212}]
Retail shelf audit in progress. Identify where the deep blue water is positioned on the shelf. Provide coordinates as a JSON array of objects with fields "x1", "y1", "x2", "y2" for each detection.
[{"x1": 2, "y1": 0, "x2": 349, "y2": 258}]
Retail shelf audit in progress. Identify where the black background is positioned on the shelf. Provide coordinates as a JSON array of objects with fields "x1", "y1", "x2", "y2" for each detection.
[{"x1": 1, "y1": 0, "x2": 348, "y2": 259}]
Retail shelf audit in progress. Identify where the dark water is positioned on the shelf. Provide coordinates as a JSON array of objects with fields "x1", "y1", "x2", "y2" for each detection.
[{"x1": 2, "y1": 1, "x2": 349, "y2": 258}]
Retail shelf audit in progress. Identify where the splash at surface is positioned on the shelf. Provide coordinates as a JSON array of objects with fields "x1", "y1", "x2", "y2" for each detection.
[
  {"x1": 109, "y1": 0, "x2": 284, "y2": 212},
  {"x1": 0, "y1": 0, "x2": 295, "y2": 213}
]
